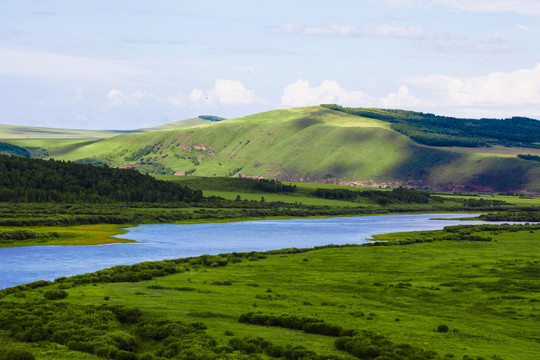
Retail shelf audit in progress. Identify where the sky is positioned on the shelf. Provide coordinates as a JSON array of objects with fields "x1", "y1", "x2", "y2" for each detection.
[{"x1": 1, "y1": 0, "x2": 540, "y2": 129}]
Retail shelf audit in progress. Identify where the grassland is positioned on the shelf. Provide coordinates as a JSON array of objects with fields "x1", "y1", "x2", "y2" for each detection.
[{"x1": 1, "y1": 225, "x2": 539, "y2": 359}]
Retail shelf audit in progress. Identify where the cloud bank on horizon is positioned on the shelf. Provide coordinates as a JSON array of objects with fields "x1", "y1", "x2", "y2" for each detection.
[{"x1": 1, "y1": 0, "x2": 540, "y2": 129}]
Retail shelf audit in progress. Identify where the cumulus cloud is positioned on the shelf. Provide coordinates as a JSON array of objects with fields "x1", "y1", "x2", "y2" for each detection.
[
  {"x1": 106, "y1": 80, "x2": 266, "y2": 110},
  {"x1": 281, "y1": 80, "x2": 427, "y2": 108},
  {"x1": 377, "y1": 0, "x2": 540, "y2": 15},
  {"x1": 404, "y1": 62, "x2": 540, "y2": 106},
  {"x1": 379, "y1": 85, "x2": 428, "y2": 107},
  {"x1": 190, "y1": 79, "x2": 268, "y2": 106},
  {"x1": 281, "y1": 80, "x2": 371, "y2": 107},
  {"x1": 106, "y1": 89, "x2": 154, "y2": 107},
  {"x1": 282, "y1": 63, "x2": 540, "y2": 118}
]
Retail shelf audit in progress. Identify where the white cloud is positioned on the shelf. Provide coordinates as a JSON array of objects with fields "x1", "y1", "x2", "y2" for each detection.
[
  {"x1": 106, "y1": 80, "x2": 266, "y2": 110},
  {"x1": 106, "y1": 89, "x2": 151, "y2": 106},
  {"x1": 272, "y1": 23, "x2": 358, "y2": 37},
  {"x1": 304, "y1": 24, "x2": 359, "y2": 37},
  {"x1": 281, "y1": 66, "x2": 540, "y2": 120},
  {"x1": 516, "y1": 24, "x2": 533, "y2": 31},
  {"x1": 189, "y1": 79, "x2": 268, "y2": 106},
  {"x1": 378, "y1": 0, "x2": 540, "y2": 15},
  {"x1": 165, "y1": 93, "x2": 188, "y2": 107},
  {"x1": 189, "y1": 88, "x2": 206, "y2": 103},
  {"x1": 379, "y1": 85, "x2": 428, "y2": 107},
  {"x1": 404, "y1": 62, "x2": 540, "y2": 106},
  {"x1": 213, "y1": 79, "x2": 256, "y2": 105},
  {"x1": 366, "y1": 24, "x2": 425, "y2": 38},
  {"x1": 281, "y1": 80, "x2": 371, "y2": 107},
  {"x1": 106, "y1": 89, "x2": 124, "y2": 106},
  {"x1": 281, "y1": 80, "x2": 426, "y2": 108}
]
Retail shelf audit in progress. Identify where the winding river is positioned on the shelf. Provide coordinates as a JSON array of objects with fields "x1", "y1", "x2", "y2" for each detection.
[{"x1": 0, "y1": 213, "x2": 519, "y2": 289}]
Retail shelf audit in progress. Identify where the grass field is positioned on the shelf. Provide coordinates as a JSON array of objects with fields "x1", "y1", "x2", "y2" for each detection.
[{"x1": 1, "y1": 225, "x2": 539, "y2": 359}]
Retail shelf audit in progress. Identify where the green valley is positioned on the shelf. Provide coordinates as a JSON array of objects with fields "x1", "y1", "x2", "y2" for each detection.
[{"x1": 1, "y1": 106, "x2": 540, "y2": 360}]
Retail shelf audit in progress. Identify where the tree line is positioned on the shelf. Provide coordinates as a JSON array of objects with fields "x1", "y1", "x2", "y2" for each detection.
[
  {"x1": 0, "y1": 155, "x2": 203, "y2": 203},
  {"x1": 314, "y1": 186, "x2": 436, "y2": 205}
]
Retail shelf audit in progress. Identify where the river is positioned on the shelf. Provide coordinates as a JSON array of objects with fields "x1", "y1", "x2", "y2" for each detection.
[{"x1": 0, "y1": 213, "x2": 519, "y2": 289}]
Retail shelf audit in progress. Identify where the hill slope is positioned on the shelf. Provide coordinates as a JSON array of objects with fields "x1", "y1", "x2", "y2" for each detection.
[
  {"x1": 37, "y1": 106, "x2": 540, "y2": 193},
  {"x1": 323, "y1": 104, "x2": 540, "y2": 148}
]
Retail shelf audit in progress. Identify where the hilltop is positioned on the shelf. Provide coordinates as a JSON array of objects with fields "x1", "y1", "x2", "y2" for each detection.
[{"x1": 1, "y1": 106, "x2": 539, "y2": 193}]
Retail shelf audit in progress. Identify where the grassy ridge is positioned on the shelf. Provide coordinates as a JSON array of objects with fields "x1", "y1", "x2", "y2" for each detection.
[{"x1": 1, "y1": 225, "x2": 539, "y2": 359}]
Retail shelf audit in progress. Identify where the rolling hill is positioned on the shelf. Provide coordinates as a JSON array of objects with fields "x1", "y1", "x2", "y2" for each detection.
[{"x1": 2, "y1": 106, "x2": 540, "y2": 193}]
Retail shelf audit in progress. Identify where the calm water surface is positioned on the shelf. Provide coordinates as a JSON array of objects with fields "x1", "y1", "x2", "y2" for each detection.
[{"x1": 0, "y1": 213, "x2": 517, "y2": 289}]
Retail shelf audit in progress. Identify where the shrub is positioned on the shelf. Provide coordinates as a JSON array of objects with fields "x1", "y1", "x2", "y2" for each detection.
[
  {"x1": 43, "y1": 289, "x2": 68, "y2": 300},
  {"x1": 0, "y1": 349, "x2": 36, "y2": 360},
  {"x1": 437, "y1": 324, "x2": 449, "y2": 333},
  {"x1": 114, "y1": 350, "x2": 137, "y2": 360}
]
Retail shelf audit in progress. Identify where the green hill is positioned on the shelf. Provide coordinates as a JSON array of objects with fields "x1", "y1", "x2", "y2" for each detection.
[
  {"x1": 3, "y1": 106, "x2": 540, "y2": 193},
  {"x1": 322, "y1": 104, "x2": 540, "y2": 148}
]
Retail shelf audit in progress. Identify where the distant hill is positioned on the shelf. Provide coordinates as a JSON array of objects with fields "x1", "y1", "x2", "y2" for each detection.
[
  {"x1": 0, "y1": 124, "x2": 133, "y2": 140},
  {"x1": 1, "y1": 107, "x2": 539, "y2": 193},
  {"x1": 139, "y1": 116, "x2": 225, "y2": 131},
  {"x1": 0, "y1": 116, "x2": 225, "y2": 161},
  {"x1": 0, "y1": 115, "x2": 226, "y2": 140}
]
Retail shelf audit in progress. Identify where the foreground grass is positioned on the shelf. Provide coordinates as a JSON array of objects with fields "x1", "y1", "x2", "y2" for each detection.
[{"x1": 1, "y1": 225, "x2": 539, "y2": 359}]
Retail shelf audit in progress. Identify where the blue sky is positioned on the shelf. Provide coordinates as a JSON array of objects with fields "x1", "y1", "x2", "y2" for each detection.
[{"x1": 1, "y1": 0, "x2": 540, "y2": 129}]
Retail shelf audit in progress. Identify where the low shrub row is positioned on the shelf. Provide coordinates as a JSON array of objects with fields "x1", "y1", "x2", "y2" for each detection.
[{"x1": 239, "y1": 312, "x2": 355, "y2": 337}]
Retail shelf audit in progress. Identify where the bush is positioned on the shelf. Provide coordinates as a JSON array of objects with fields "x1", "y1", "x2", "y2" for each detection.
[
  {"x1": 437, "y1": 324, "x2": 449, "y2": 333},
  {"x1": 0, "y1": 349, "x2": 36, "y2": 360},
  {"x1": 43, "y1": 289, "x2": 68, "y2": 300},
  {"x1": 114, "y1": 350, "x2": 137, "y2": 360}
]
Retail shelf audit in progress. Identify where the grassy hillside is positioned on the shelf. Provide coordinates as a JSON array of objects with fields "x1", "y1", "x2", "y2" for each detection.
[
  {"x1": 32, "y1": 106, "x2": 539, "y2": 193},
  {"x1": 322, "y1": 104, "x2": 540, "y2": 148},
  {"x1": 1, "y1": 225, "x2": 539, "y2": 359},
  {"x1": 3, "y1": 106, "x2": 539, "y2": 193}
]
